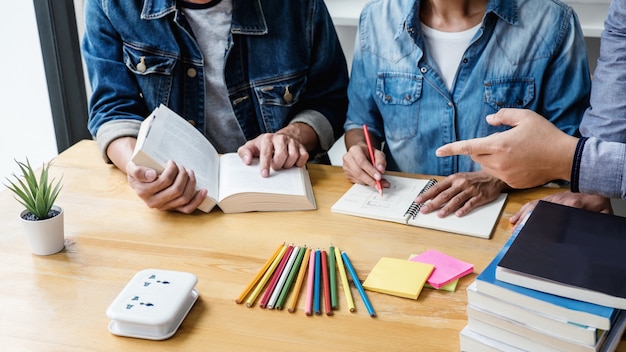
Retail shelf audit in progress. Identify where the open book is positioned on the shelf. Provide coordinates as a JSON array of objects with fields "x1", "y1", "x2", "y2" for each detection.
[
  {"x1": 331, "y1": 175, "x2": 506, "y2": 238},
  {"x1": 131, "y1": 104, "x2": 316, "y2": 213}
]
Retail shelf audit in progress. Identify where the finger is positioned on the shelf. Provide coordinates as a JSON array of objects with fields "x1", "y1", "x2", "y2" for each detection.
[
  {"x1": 486, "y1": 108, "x2": 526, "y2": 128},
  {"x1": 174, "y1": 189, "x2": 208, "y2": 214},
  {"x1": 269, "y1": 135, "x2": 289, "y2": 170},
  {"x1": 127, "y1": 161, "x2": 158, "y2": 182},
  {"x1": 157, "y1": 168, "x2": 199, "y2": 210},
  {"x1": 258, "y1": 137, "x2": 274, "y2": 178},
  {"x1": 237, "y1": 143, "x2": 256, "y2": 165}
]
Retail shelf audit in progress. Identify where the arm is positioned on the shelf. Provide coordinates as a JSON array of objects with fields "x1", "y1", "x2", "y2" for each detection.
[
  {"x1": 82, "y1": 3, "x2": 204, "y2": 213},
  {"x1": 238, "y1": 0, "x2": 348, "y2": 176}
]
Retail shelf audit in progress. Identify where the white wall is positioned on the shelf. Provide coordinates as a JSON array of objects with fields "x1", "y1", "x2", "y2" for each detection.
[{"x1": 0, "y1": 2, "x2": 57, "y2": 190}]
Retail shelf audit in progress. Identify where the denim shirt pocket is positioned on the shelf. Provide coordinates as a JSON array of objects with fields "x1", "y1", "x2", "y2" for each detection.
[
  {"x1": 254, "y1": 74, "x2": 307, "y2": 132},
  {"x1": 376, "y1": 72, "x2": 422, "y2": 139},
  {"x1": 483, "y1": 78, "x2": 535, "y2": 134},
  {"x1": 123, "y1": 44, "x2": 177, "y2": 108}
]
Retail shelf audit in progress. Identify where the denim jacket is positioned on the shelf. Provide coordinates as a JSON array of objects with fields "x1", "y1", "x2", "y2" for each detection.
[
  {"x1": 345, "y1": 0, "x2": 590, "y2": 175},
  {"x1": 82, "y1": 0, "x2": 348, "y2": 161},
  {"x1": 573, "y1": 0, "x2": 626, "y2": 198}
]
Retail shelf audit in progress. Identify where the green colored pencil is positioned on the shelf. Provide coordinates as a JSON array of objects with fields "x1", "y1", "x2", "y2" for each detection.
[
  {"x1": 329, "y1": 244, "x2": 338, "y2": 309},
  {"x1": 276, "y1": 246, "x2": 307, "y2": 310}
]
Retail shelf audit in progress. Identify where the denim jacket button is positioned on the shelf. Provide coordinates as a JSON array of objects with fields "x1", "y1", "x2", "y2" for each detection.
[
  {"x1": 283, "y1": 85, "x2": 293, "y2": 103},
  {"x1": 420, "y1": 67, "x2": 427, "y2": 74},
  {"x1": 137, "y1": 57, "x2": 146, "y2": 73},
  {"x1": 187, "y1": 68, "x2": 197, "y2": 78}
]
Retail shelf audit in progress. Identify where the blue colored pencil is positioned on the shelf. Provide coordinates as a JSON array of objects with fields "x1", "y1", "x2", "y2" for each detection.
[
  {"x1": 341, "y1": 251, "x2": 376, "y2": 317},
  {"x1": 313, "y1": 249, "x2": 321, "y2": 315}
]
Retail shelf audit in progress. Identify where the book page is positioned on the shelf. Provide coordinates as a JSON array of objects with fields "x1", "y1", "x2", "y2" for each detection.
[
  {"x1": 217, "y1": 153, "x2": 308, "y2": 200},
  {"x1": 331, "y1": 175, "x2": 429, "y2": 224},
  {"x1": 134, "y1": 105, "x2": 220, "y2": 207},
  {"x1": 409, "y1": 193, "x2": 507, "y2": 239}
]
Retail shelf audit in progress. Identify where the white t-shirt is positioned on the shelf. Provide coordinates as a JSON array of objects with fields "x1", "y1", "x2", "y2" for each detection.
[{"x1": 420, "y1": 23, "x2": 481, "y2": 91}]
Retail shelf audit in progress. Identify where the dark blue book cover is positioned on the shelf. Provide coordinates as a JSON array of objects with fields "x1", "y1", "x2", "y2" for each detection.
[{"x1": 476, "y1": 211, "x2": 616, "y2": 330}]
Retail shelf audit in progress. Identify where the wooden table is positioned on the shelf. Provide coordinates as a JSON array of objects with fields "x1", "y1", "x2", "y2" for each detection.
[{"x1": 0, "y1": 140, "x2": 622, "y2": 351}]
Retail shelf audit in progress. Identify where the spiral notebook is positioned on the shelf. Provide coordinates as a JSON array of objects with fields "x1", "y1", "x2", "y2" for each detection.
[{"x1": 331, "y1": 175, "x2": 507, "y2": 239}]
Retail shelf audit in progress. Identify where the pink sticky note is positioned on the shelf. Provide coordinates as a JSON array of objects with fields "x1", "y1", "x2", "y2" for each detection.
[{"x1": 410, "y1": 249, "x2": 474, "y2": 289}]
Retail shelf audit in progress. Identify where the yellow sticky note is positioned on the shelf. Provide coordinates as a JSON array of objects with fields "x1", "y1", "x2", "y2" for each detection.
[{"x1": 363, "y1": 257, "x2": 434, "y2": 300}]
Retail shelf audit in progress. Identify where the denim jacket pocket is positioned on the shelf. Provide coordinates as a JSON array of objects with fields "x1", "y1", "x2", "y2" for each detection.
[
  {"x1": 254, "y1": 75, "x2": 307, "y2": 132},
  {"x1": 123, "y1": 44, "x2": 177, "y2": 109},
  {"x1": 376, "y1": 73, "x2": 422, "y2": 140},
  {"x1": 123, "y1": 45, "x2": 177, "y2": 75},
  {"x1": 483, "y1": 78, "x2": 535, "y2": 133}
]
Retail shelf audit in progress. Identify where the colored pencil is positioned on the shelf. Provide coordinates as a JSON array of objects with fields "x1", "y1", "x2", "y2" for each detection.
[
  {"x1": 245, "y1": 244, "x2": 288, "y2": 307},
  {"x1": 275, "y1": 246, "x2": 306, "y2": 310},
  {"x1": 268, "y1": 245, "x2": 300, "y2": 309},
  {"x1": 288, "y1": 247, "x2": 312, "y2": 313},
  {"x1": 259, "y1": 245, "x2": 294, "y2": 308},
  {"x1": 334, "y1": 246, "x2": 355, "y2": 312},
  {"x1": 321, "y1": 250, "x2": 333, "y2": 316},
  {"x1": 313, "y1": 249, "x2": 322, "y2": 315},
  {"x1": 341, "y1": 251, "x2": 376, "y2": 317},
  {"x1": 304, "y1": 248, "x2": 316, "y2": 316},
  {"x1": 236, "y1": 243, "x2": 284, "y2": 304},
  {"x1": 328, "y1": 244, "x2": 338, "y2": 310},
  {"x1": 363, "y1": 124, "x2": 383, "y2": 196}
]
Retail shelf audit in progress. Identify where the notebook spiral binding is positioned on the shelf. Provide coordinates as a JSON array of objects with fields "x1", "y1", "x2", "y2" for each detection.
[{"x1": 403, "y1": 179, "x2": 438, "y2": 220}]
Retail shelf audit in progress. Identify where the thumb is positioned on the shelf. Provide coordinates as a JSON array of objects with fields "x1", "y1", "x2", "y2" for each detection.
[
  {"x1": 127, "y1": 161, "x2": 158, "y2": 182},
  {"x1": 486, "y1": 108, "x2": 526, "y2": 128}
]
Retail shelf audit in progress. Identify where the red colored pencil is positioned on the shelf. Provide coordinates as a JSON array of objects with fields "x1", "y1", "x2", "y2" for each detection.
[
  {"x1": 259, "y1": 245, "x2": 294, "y2": 308},
  {"x1": 321, "y1": 250, "x2": 333, "y2": 316}
]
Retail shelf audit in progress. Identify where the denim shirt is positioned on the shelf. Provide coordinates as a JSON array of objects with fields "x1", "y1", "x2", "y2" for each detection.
[
  {"x1": 82, "y1": 0, "x2": 348, "y2": 161},
  {"x1": 345, "y1": 0, "x2": 590, "y2": 175},
  {"x1": 573, "y1": 0, "x2": 626, "y2": 198}
]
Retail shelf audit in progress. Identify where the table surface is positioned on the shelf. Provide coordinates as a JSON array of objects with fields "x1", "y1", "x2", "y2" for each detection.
[{"x1": 0, "y1": 140, "x2": 622, "y2": 351}]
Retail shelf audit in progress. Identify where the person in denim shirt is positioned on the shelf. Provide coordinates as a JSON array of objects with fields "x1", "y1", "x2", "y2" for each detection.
[
  {"x1": 437, "y1": 0, "x2": 626, "y2": 225},
  {"x1": 82, "y1": 0, "x2": 348, "y2": 213},
  {"x1": 342, "y1": 0, "x2": 590, "y2": 218}
]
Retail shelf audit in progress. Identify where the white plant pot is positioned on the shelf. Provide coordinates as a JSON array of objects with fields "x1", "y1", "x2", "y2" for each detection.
[{"x1": 20, "y1": 205, "x2": 65, "y2": 256}]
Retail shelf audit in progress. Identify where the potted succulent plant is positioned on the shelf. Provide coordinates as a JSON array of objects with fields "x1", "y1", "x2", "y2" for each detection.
[{"x1": 4, "y1": 159, "x2": 65, "y2": 255}]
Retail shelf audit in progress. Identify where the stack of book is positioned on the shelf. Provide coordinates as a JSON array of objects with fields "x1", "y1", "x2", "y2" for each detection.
[{"x1": 460, "y1": 201, "x2": 626, "y2": 352}]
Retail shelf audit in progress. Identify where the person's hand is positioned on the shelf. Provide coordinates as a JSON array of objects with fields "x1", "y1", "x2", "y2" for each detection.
[
  {"x1": 414, "y1": 171, "x2": 509, "y2": 217},
  {"x1": 436, "y1": 108, "x2": 579, "y2": 189},
  {"x1": 125, "y1": 160, "x2": 207, "y2": 213},
  {"x1": 342, "y1": 143, "x2": 391, "y2": 191},
  {"x1": 510, "y1": 191, "x2": 613, "y2": 229},
  {"x1": 238, "y1": 133, "x2": 309, "y2": 178}
]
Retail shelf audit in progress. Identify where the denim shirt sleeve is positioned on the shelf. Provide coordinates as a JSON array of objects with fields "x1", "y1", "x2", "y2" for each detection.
[
  {"x1": 579, "y1": 0, "x2": 626, "y2": 142},
  {"x1": 574, "y1": 137, "x2": 626, "y2": 199}
]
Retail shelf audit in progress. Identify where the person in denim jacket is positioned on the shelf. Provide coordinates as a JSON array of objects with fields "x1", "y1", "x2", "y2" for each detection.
[
  {"x1": 82, "y1": 0, "x2": 348, "y2": 213},
  {"x1": 437, "y1": 0, "x2": 626, "y2": 225},
  {"x1": 342, "y1": 0, "x2": 590, "y2": 218}
]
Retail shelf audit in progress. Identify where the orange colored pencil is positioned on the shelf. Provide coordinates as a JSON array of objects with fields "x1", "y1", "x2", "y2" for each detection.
[
  {"x1": 245, "y1": 245, "x2": 288, "y2": 307},
  {"x1": 236, "y1": 243, "x2": 284, "y2": 304}
]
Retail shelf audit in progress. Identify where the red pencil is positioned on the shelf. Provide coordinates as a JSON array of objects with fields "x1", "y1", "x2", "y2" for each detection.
[
  {"x1": 363, "y1": 124, "x2": 383, "y2": 196},
  {"x1": 321, "y1": 250, "x2": 333, "y2": 316},
  {"x1": 259, "y1": 245, "x2": 294, "y2": 308}
]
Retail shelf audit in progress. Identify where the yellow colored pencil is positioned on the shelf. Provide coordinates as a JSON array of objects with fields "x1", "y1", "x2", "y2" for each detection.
[
  {"x1": 287, "y1": 247, "x2": 312, "y2": 313},
  {"x1": 334, "y1": 246, "x2": 355, "y2": 312},
  {"x1": 245, "y1": 244, "x2": 288, "y2": 307},
  {"x1": 236, "y1": 243, "x2": 284, "y2": 304}
]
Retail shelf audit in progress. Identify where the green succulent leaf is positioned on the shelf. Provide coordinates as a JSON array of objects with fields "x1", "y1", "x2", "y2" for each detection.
[{"x1": 3, "y1": 158, "x2": 63, "y2": 220}]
